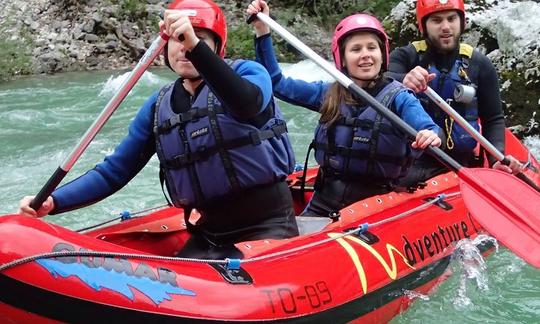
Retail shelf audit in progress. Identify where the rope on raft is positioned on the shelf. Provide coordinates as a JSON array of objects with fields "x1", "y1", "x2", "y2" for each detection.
[
  {"x1": 76, "y1": 204, "x2": 170, "y2": 232},
  {"x1": 0, "y1": 193, "x2": 458, "y2": 272}
]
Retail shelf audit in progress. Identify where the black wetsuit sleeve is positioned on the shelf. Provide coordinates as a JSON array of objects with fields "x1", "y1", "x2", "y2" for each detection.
[
  {"x1": 186, "y1": 41, "x2": 262, "y2": 120},
  {"x1": 476, "y1": 53, "x2": 506, "y2": 165},
  {"x1": 387, "y1": 45, "x2": 417, "y2": 82}
]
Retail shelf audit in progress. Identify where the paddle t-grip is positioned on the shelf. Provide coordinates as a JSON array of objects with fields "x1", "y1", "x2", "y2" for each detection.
[
  {"x1": 246, "y1": 14, "x2": 257, "y2": 24},
  {"x1": 29, "y1": 167, "x2": 67, "y2": 212}
]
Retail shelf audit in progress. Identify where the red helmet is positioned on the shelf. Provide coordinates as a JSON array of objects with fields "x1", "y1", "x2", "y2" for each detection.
[
  {"x1": 331, "y1": 14, "x2": 389, "y2": 72},
  {"x1": 168, "y1": 0, "x2": 227, "y2": 57},
  {"x1": 416, "y1": 0, "x2": 465, "y2": 34}
]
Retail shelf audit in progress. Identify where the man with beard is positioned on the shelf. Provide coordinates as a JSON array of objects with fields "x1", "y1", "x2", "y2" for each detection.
[{"x1": 388, "y1": 0, "x2": 522, "y2": 188}]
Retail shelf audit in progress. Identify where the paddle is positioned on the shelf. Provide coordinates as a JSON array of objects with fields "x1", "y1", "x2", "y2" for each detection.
[
  {"x1": 29, "y1": 33, "x2": 169, "y2": 211},
  {"x1": 249, "y1": 12, "x2": 540, "y2": 268},
  {"x1": 424, "y1": 87, "x2": 540, "y2": 193}
]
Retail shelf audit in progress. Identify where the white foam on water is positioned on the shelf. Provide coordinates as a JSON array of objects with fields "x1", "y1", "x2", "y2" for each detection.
[
  {"x1": 281, "y1": 60, "x2": 334, "y2": 82},
  {"x1": 99, "y1": 71, "x2": 163, "y2": 97},
  {"x1": 403, "y1": 289, "x2": 430, "y2": 301},
  {"x1": 524, "y1": 135, "x2": 540, "y2": 159}
]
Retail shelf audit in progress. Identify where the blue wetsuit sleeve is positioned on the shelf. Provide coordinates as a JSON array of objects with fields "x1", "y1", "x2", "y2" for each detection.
[
  {"x1": 233, "y1": 60, "x2": 273, "y2": 113},
  {"x1": 50, "y1": 93, "x2": 158, "y2": 214},
  {"x1": 255, "y1": 34, "x2": 282, "y2": 85},
  {"x1": 394, "y1": 91, "x2": 441, "y2": 134},
  {"x1": 255, "y1": 34, "x2": 330, "y2": 112}
]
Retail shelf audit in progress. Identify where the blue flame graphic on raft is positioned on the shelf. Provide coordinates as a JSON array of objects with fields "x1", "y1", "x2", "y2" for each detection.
[{"x1": 36, "y1": 259, "x2": 196, "y2": 304}]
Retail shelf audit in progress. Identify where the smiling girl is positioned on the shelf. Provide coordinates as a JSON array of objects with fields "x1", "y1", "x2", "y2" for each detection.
[{"x1": 248, "y1": 0, "x2": 443, "y2": 217}]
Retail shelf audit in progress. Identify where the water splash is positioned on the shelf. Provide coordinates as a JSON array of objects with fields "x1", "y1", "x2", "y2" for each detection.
[
  {"x1": 525, "y1": 111, "x2": 539, "y2": 133},
  {"x1": 452, "y1": 235, "x2": 498, "y2": 308},
  {"x1": 403, "y1": 289, "x2": 430, "y2": 301},
  {"x1": 99, "y1": 71, "x2": 162, "y2": 97},
  {"x1": 524, "y1": 134, "x2": 540, "y2": 159},
  {"x1": 281, "y1": 60, "x2": 334, "y2": 82}
]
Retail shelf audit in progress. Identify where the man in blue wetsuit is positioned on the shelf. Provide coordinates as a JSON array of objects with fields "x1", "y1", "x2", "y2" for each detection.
[
  {"x1": 19, "y1": 0, "x2": 299, "y2": 258},
  {"x1": 387, "y1": 0, "x2": 523, "y2": 187}
]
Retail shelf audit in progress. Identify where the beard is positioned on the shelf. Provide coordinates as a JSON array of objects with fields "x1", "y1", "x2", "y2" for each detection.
[{"x1": 427, "y1": 33, "x2": 459, "y2": 53}]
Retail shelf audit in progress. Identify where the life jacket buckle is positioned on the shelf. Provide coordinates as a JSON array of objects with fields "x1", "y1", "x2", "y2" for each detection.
[
  {"x1": 171, "y1": 154, "x2": 189, "y2": 168},
  {"x1": 174, "y1": 114, "x2": 184, "y2": 124},
  {"x1": 271, "y1": 124, "x2": 284, "y2": 140},
  {"x1": 249, "y1": 131, "x2": 262, "y2": 145}
]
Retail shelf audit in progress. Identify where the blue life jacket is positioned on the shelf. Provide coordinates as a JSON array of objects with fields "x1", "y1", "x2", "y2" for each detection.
[
  {"x1": 313, "y1": 80, "x2": 421, "y2": 180},
  {"x1": 153, "y1": 67, "x2": 294, "y2": 208},
  {"x1": 413, "y1": 41, "x2": 480, "y2": 158}
]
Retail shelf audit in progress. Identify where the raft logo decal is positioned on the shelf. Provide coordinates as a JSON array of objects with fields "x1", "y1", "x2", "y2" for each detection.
[
  {"x1": 402, "y1": 221, "x2": 470, "y2": 266},
  {"x1": 36, "y1": 243, "x2": 196, "y2": 305},
  {"x1": 328, "y1": 233, "x2": 414, "y2": 294}
]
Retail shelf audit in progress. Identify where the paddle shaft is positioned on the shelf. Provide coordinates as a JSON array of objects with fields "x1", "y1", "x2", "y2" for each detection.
[
  {"x1": 424, "y1": 87, "x2": 540, "y2": 192},
  {"x1": 30, "y1": 34, "x2": 169, "y2": 211},
  {"x1": 253, "y1": 12, "x2": 462, "y2": 172}
]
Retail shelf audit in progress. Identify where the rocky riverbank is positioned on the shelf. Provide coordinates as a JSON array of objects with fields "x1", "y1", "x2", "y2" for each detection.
[
  {"x1": 0, "y1": 0, "x2": 330, "y2": 74},
  {"x1": 1, "y1": 0, "x2": 166, "y2": 73},
  {"x1": 1, "y1": 0, "x2": 538, "y2": 136}
]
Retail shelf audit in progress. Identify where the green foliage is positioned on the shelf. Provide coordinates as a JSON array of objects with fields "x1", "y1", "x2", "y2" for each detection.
[
  {"x1": 226, "y1": 24, "x2": 256, "y2": 59},
  {"x1": 499, "y1": 69, "x2": 540, "y2": 135},
  {"x1": 148, "y1": 16, "x2": 162, "y2": 33},
  {"x1": 0, "y1": 21, "x2": 33, "y2": 82},
  {"x1": 274, "y1": 0, "x2": 401, "y2": 28},
  {"x1": 110, "y1": 0, "x2": 148, "y2": 21},
  {"x1": 272, "y1": 39, "x2": 304, "y2": 62},
  {"x1": 226, "y1": 22, "x2": 299, "y2": 62}
]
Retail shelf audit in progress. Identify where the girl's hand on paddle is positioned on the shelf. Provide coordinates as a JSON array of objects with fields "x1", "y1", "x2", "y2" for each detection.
[
  {"x1": 403, "y1": 66, "x2": 436, "y2": 93},
  {"x1": 18, "y1": 196, "x2": 54, "y2": 218},
  {"x1": 412, "y1": 129, "x2": 441, "y2": 149},
  {"x1": 247, "y1": 0, "x2": 271, "y2": 36},
  {"x1": 493, "y1": 155, "x2": 524, "y2": 174},
  {"x1": 161, "y1": 9, "x2": 199, "y2": 51}
]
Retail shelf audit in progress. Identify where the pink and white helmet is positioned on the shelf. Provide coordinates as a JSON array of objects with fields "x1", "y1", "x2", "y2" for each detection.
[{"x1": 331, "y1": 14, "x2": 389, "y2": 72}]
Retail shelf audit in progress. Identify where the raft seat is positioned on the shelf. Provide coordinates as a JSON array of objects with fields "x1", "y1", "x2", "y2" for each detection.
[{"x1": 296, "y1": 216, "x2": 332, "y2": 235}]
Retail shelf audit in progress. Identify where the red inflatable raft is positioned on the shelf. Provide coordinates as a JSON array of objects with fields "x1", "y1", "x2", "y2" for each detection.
[{"x1": 0, "y1": 130, "x2": 538, "y2": 323}]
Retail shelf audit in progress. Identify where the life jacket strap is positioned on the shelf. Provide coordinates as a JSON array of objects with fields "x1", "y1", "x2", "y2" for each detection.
[
  {"x1": 163, "y1": 123, "x2": 288, "y2": 169},
  {"x1": 336, "y1": 116, "x2": 395, "y2": 134},
  {"x1": 156, "y1": 106, "x2": 226, "y2": 134},
  {"x1": 299, "y1": 140, "x2": 316, "y2": 205}
]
